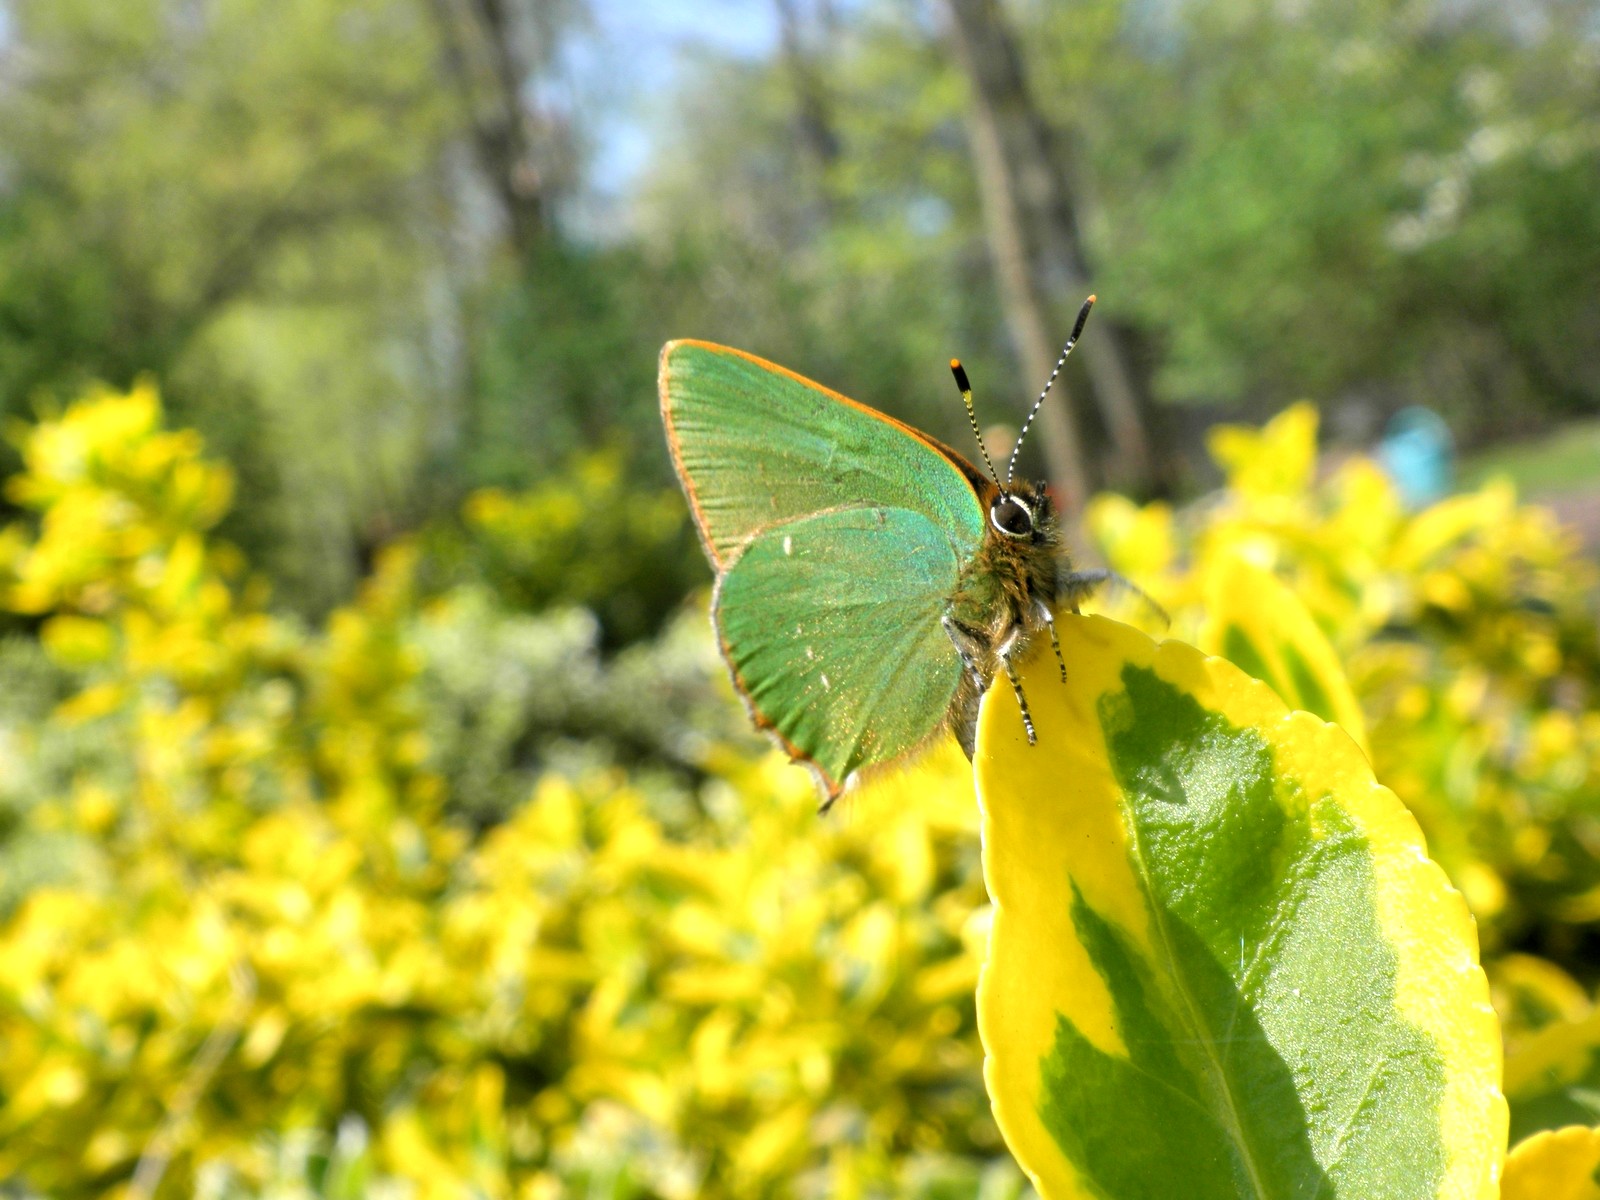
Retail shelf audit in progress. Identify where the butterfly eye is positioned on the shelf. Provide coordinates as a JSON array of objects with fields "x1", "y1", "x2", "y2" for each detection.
[{"x1": 990, "y1": 495, "x2": 1034, "y2": 539}]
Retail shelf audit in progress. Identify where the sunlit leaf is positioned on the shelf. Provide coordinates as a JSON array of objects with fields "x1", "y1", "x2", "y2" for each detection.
[
  {"x1": 1197, "y1": 551, "x2": 1369, "y2": 755},
  {"x1": 974, "y1": 614, "x2": 1503, "y2": 1198},
  {"x1": 1504, "y1": 1006, "x2": 1600, "y2": 1144},
  {"x1": 1502, "y1": 1126, "x2": 1600, "y2": 1200},
  {"x1": 1206, "y1": 402, "x2": 1319, "y2": 499}
]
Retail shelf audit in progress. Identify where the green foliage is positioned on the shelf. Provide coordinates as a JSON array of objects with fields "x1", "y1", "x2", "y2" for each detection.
[
  {"x1": 0, "y1": 0, "x2": 464, "y2": 612},
  {"x1": 5, "y1": 0, "x2": 1598, "y2": 619},
  {"x1": 427, "y1": 449, "x2": 706, "y2": 650},
  {"x1": 1068, "y1": 0, "x2": 1600, "y2": 426},
  {"x1": 467, "y1": 244, "x2": 699, "y2": 491}
]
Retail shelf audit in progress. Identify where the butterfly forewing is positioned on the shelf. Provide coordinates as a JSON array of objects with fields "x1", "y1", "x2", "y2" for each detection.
[
  {"x1": 714, "y1": 506, "x2": 965, "y2": 797},
  {"x1": 660, "y1": 341, "x2": 987, "y2": 568},
  {"x1": 661, "y1": 339, "x2": 995, "y2": 797}
]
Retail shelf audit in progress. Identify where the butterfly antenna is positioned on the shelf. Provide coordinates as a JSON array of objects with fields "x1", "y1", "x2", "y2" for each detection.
[
  {"x1": 950, "y1": 358, "x2": 1003, "y2": 487},
  {"x1": 1006, "y1": 295, "x2": 1096, "y2": 486}
]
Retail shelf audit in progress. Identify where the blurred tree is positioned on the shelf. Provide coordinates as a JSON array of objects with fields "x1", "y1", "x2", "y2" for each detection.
[
  {"x1": 0, "y1": 1, "x2": 443, "y2": 399},
  {"x1": 0, "y1": 0, "x2": 632, "y2": 618},
  {"x1": 1057, "y1": 0, "x2": 1600, "y2": 436},
  {"x1": 0, "y1": 0, "x2": 468, "y2": 609},
  {"x1": 427, "y1": 0, "x2": 585, "y2": 255},
  {"x1": 0, "y1": 0, "x2": 1596, "y2": 630},
  {"x1": 638, "y1": 0, "x2": 1600, "y2": 488}
]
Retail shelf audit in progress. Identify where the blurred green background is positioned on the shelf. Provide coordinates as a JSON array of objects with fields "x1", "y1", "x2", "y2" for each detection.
[
  {"x1": 0, "y1": 0, "x2": 1598, "y2": 1196},
  {"x1": 6, "y1": 0, "x2": 1599, "y2": 620}
]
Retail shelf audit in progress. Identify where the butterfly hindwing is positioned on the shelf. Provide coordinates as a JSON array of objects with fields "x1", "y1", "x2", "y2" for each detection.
[
  {"x1": 714, "y1": 505, "x2": 965, "y2": 797},
  {"x1": 660, "y1": 340, "x2": 988, "y2": 569}
]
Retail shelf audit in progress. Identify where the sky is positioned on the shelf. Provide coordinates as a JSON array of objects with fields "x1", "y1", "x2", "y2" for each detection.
[{"x1": 579, "y1": 0, "x2": 781, "y2": 198}]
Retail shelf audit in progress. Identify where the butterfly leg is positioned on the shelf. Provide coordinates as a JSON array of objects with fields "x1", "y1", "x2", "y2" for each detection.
[
  {"x1": 1000, "y1": 654, "x2": 1037, "y2": 745},
  {"x1": 1059, "y1": 567, "x2": 1170, "y2": 626},
  {"x1": 942, "y1": 614, "x2": 988, "y2": 689},
  {"x1": 1034, "y1": 599, "x2": 1067, "y2": 682}
]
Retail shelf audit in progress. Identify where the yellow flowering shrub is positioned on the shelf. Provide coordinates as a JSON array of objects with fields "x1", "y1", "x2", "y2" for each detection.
[
  {"x1": 439, "y1": 451, "x2": 705, "y2": 649},
  {"x1": 1, "y1": 385, "x2": 1597, "y2": 1195},
  {"x1": 0, "y1": 387, "x2": 1014, "y2": 1197}
]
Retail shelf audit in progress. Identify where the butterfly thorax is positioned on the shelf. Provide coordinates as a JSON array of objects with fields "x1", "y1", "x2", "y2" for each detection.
[{"x1": 945, "y1": 480, "x2": 1069, "y2": 754}]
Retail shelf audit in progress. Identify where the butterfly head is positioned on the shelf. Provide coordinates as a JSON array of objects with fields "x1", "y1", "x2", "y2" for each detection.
[{"x1": 988, "y1": 482, "x2": 1053, "y2": 543}]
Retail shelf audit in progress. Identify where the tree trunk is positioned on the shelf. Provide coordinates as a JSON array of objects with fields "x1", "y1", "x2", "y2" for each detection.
[
  {"x1": 427, "y1": 0, "x2": 556, "y2": 257},
  {"x1": 943, "y1": 0, "x2": 1154, "y2": 505},
  {"x1": 773, "y1": 0, "x2": 842, "y2": 176}
]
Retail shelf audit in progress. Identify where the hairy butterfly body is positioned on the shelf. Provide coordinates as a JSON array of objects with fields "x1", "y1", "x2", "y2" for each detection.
[{"x1": 660, "y1": 298, "x2": 1106, "y2": 808}]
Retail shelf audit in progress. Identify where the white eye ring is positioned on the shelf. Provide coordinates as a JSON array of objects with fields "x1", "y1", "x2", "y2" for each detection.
[{"x1": 990, "y1": 494, "x2": 1034, "y2": 539}]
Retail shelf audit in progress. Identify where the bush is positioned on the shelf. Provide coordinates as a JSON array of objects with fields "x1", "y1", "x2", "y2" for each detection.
[
  {"x1": 0, "y1": 386, "x2": 1011, "y2": 1198},
  {"x1": 0, "y1": 386, "x2": 1596, "y2": 1195}
]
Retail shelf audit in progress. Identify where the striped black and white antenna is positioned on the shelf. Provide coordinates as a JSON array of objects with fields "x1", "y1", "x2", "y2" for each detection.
[
  {"x1": 949, "y1": 357, "x2": 1003, "y2": 488},
  {"x1": 1005, "y1": 295, "x2": 1095, "y2": 487}
]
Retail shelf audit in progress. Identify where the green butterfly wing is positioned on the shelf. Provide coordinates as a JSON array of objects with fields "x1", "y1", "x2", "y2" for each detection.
[
  {"x1": 660, "y1": 340, "x2": 991, "y2": 796},
  {"x1": 659, "y1": 340, "x2": 988, "y2": 567},
  {"x1": 713, "y1": 506, "x2": 964, "y2": 798}
]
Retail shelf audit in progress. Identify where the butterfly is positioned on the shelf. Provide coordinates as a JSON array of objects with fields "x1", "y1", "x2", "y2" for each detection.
[{"x1": 660, "y1": 297, "x2": 1124, "y2": 809}]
